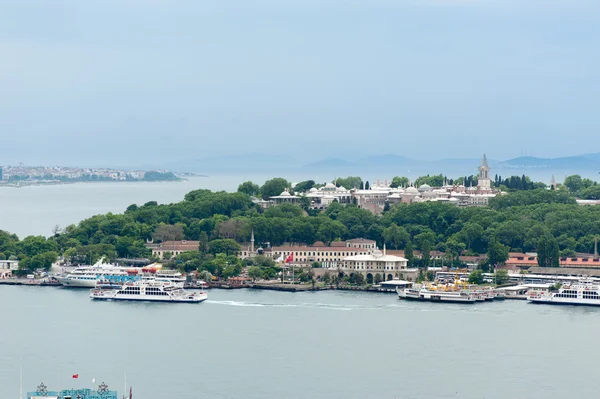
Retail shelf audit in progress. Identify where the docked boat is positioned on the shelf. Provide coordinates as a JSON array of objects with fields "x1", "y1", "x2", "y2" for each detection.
[
  {"x1": 527, "y1": 279, "x2": 600, "y2": 306},
  {"x1": 56, "y1": 264, "x2": 131, "y2": 288},
  {"x1": 27, "y1": 381, "x2": 129, "y2": 399},
  {"x1": 397, "y1": 285, "x2": 476, "y2": 303},
  {"x1": 90, "y1": 280, "x2": 207, "y2": 303}
]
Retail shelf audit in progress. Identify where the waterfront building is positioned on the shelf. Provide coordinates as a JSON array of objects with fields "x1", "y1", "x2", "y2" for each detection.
[
  {"x1": 0, "y1": 259, "x2": 18, "y2": 279},
  {"x1": 269, "y1": 188, "x2": 301, "y2": 205},
  {"x1": 147, "y1": 240, "x2": 200, "y2": 259},
  {"x1": 342, "y1": 247, "x2": 415, "y2": 282},
  {"x1": 504, "y1": 252, "x2": 600, "y2": 271}
]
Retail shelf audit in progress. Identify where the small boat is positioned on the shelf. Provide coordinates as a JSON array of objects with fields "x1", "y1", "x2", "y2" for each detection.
[{"x1": 90, "y1": 280, "x2": 207, "y2": 303}]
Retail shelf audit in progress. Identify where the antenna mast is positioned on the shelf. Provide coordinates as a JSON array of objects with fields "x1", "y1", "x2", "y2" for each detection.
[{"x1": 19, "y1": 360, "x2": 23, "y2": 399}]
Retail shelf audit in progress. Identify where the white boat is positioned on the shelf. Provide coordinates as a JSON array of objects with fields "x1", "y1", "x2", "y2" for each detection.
[
  {"x1": 57, "y1": 263, "x2": 130, "y2": 288},
  {"x1": 90, "y1": 280, "x2": 207, "y2": 303},
  {"x1": 397, "y1": 285, "x2": 476, "y2": 303},
  {"x1": 527, "y1": 279, "x2": 600, "y2": 306}
]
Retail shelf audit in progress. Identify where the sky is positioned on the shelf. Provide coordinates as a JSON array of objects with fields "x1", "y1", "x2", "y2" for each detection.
[{"x1": 0, "y1": 0, "x2": 599, "y2": 167}]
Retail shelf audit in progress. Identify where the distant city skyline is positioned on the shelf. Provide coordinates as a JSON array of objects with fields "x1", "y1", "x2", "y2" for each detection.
[{"x1": 1, "y1": 0, "x2": 598, "y2": 166}]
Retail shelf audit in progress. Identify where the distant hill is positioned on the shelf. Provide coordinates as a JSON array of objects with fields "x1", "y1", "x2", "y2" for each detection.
[
  {"x1": 500, "y1": 153, "x2": 600, "y2": 170},
  {"x1": 151, "y1": 152, "x2": 600, "y2": 178}
]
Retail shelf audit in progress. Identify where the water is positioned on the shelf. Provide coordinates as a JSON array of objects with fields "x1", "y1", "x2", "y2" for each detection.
[
  {"x1": 2, "y1": 286, "x2": 599, "y2": 399},
  {"x1": 0, "y1": 175, "x2": 260, "y2": 238}
]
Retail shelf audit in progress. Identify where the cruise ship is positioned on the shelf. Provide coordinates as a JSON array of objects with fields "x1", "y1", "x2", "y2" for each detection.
[
  {"x1": 527, "y1": 279, "x2": 600, "y2": 306},
  {"x1": 397, "y1": 285, "x2": 477, "y2": 303},
  {"x1": 58, "y1": 261, "x2": 186, "y2": 288},
  {"x1": 90, "y1": 280, "x2": 208, "y2": 303},
  {"x1": 56, "y1": 264, "x2": 131, "y2": 288}
]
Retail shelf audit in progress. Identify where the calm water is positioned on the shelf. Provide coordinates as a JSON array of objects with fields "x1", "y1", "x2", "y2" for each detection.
[
  {"x1": 1, "y1": 286, "x2": 599, "y2": 399},
  {"x1": 0, "y1": 174, "x2": 282, "y2": 238}
]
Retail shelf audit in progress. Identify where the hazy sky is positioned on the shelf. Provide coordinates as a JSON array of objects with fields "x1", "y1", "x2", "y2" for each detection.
[{"x1": 1, "y1": 0, "x2": 598, "y2": 167}]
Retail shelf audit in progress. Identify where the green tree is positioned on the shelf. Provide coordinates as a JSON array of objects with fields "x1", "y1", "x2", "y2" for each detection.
[
  {"x1": 383, "y1": 224, "x2": 410, "y2": 249},
  {"x1": 208, "y1": 239, "x2": 241, "y2": 256},
  {"x1": 537, "y1": 235, "x2": 560, "y2": 267},
  {"x1": 390, "y1": 176, "x2": 409, "y2": 188},
  {"x1": 237, "y1": 181, "x2": 260, "y2": 197},
  {"x1": 468, "y1": 269, "x2": 484, "y2": 284},
  {"x1": 294, "y1": 180, "x2": 316, "y2": 193},
  {"x1": 494, "y1": 269, "x2": 509, "y2": 285},
  {"x1": 487, "y1": 240, "x2": 509, "y2": 268},
  {"x1": 334, "y1": 176, "x2": 362, "y2": 189},
  {"x1": 374, "y1": 273, "x2": 383, "y2": 284},
  {"x1": 248, "y1": 266, "x2": 263, "y2": 282},
  {"x1": 152, "y1": 223, "x2": 185, "y2": 242},
  {"x1": 404, "y1": 241, "x2": 414, "y2": 266},
  {"x1": 564, "y1": 174, "x2": 584, "y2": 193},
  {"x1": 260, "y1": 178, "x2": 291, "y2": 200}
]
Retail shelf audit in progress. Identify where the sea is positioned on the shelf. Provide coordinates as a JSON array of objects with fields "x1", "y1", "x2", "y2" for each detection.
[{"x1": 2, "y1": 286, "x2": 600, "y2": 399}]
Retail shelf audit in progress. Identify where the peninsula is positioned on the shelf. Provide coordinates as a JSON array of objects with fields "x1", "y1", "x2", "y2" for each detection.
[{"x1": 0, "y1": 165, "x2": 180, "y2": 186}]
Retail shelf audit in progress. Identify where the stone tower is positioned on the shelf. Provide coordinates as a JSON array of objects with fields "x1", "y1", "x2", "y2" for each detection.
[{"x1": 478, "y1": 154, "x2": 491, "y2": 189}]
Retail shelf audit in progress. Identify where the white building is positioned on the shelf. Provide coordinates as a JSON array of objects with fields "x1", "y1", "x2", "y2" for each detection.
[
  {"x1": 341, "y1": 248, "x2": 417, "y2": 282},
  {"x1": 0, "y1": 260, "x2": 19, "y2": 279}
]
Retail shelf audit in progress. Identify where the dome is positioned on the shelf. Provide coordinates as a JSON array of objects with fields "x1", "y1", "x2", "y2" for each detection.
[
  {"x1": 279, "y1": 189, "x2": 291, "y2": 196},
  {"x1": 309, "y1": 187, "x2": 318, "y2": 193},
  {"x1": 336, "y1": 186, "x2": 347, "y2": 191},
  {"x1": 418, "y1": 184, "x2": 432, "y2": 192},
  {"x1": 405, "y1": 187, "x2": 419, "y2": 195}
]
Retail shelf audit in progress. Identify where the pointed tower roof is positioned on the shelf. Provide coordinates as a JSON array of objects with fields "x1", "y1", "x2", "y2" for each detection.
[{"x1": 481, "y1": 153, "x2": 489, "y2": 168}]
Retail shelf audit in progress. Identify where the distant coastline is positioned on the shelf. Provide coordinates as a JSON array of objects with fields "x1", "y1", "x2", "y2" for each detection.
[{"x1": 0, "y1": 166, "x2": 209, "y2": 188}]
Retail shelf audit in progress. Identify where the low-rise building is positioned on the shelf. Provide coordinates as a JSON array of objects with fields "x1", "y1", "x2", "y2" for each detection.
[
  {"x1": 342, "y1": 249, "x2": 414, "y2": 282},
  {"x1": 148, "y1": 240, "x2": 200, "y2": 259},
  {"x1": 0, "y1": 260, "x2": 19, "y2": 279}
]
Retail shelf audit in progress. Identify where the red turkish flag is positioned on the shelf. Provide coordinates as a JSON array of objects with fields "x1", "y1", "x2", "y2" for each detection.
[
  {"x1": 285, "y1": 254, "x2": 294, "y2": 263},
  {"x1": 72, "y1": 374, "x2": 79, "y2": 378}
]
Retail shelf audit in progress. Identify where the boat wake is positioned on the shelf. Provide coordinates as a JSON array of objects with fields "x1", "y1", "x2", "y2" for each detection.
[{"x1": 206, "y1": 300, "x2": 418, "y2": 311}]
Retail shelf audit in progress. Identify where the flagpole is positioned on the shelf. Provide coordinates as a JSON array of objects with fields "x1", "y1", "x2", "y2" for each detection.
[{"x1": 19, "y1": 359, "x2": 23, "y2": 399}]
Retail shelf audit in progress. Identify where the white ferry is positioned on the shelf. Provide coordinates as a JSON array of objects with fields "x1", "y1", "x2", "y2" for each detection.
[
  {"x1": 397, "y1": 285, "x2": 476, "y2": 303},
  {"x1": 90, "y1": 280, "x2": 207, "y2": 303},
  {"x1": 527, "y1": 279, "x2": 600, "y2": 306}
]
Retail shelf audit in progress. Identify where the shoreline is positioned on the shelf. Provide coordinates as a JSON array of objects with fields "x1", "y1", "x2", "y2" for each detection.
[{"x1": 0, "y1": 178, "x2": 192, "y2": 188}]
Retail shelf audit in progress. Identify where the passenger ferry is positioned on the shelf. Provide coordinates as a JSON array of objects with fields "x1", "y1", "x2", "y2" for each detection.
[
  {"x1": 527, "y1": 279, "x2": 600, "y2": 306},
  {"x1": 90, "y1": 280, "x2": 207, "y2": 303},
  {"x1": 397, "y1": 285, "x2": 476, "y2": 303},
  {"x1": 27, "y1": 381, "x2": 129, "y2": 399}
]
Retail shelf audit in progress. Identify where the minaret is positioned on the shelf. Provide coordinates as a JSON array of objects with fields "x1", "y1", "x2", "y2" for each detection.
[
  {"x1": 478, "y1": 153, "x2": 491, "y2": 189},
  {"x1": 550, "y1": 174, "x2": 557, "y2": 190},
  {"x1": 383, "y1": 243, "x2": 387, "y2": 256},
  {"x1": 251, "y1": 229, "x2": 255, "y2": 254},
  {"x1": 594, "y1": 236, "x2": 598, "y2": 259}
]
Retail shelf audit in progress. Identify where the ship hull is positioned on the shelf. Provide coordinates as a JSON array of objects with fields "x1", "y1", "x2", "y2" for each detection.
[
  {"x1": 56, "y1": 276, "x2": 96, "y2": 288},
  {"x1": 528, "y1": 298, "x2": 600, "y2": 306},
  {"x1": 91, "y1": 291, "x2": 208, "y2": 303}
]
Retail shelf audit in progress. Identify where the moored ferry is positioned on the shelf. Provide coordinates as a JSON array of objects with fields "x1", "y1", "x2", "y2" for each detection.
[
  {"x1": 90, "y1": 280, "x2": 207, "y2": 303},
  {"x1": 397, "y1": 285, "x2": 476, "y2": 303},
  {"x1": 27, "y1": 381, "x2": 130, "y2": 399},
  {"x1": 527, "y1": 279, "x2": 600, "y2": 306}
]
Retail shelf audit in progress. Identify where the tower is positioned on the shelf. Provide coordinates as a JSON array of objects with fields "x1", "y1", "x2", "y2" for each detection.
[
  {"x1": 550, "y1": 174, "x2": 557, "y2": 190},
  {"x1": 251, "y1": 229, "x2": 255, "y2": 254},
  {"x1": 478, "y1": 154, "x2": 491, "y2": 189}
]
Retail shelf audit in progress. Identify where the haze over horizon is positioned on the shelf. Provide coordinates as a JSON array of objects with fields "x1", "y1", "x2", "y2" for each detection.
[{"x1": 1, "y1": 0, "x2": 598, "y2": 167}]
